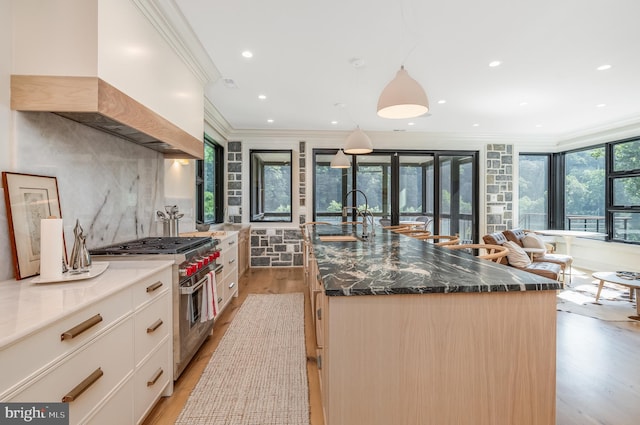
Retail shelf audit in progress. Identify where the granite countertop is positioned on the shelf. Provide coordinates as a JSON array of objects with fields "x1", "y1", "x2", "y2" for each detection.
[{"x1": 310, "y1": 225, "x2": 561, "y2": 296}]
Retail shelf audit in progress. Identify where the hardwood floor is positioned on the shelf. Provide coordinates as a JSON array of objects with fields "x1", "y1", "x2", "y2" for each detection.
[{"x1": 143, "y1": 267, "x2": 640, "y2": 425}]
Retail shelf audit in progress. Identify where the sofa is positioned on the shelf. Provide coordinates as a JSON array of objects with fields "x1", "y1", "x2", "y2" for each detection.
[{"x1": 482, "y1": 231, "x2": 562, "y2": 281}]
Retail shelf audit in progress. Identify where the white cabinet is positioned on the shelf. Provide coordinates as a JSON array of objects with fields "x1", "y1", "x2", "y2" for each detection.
[
  {"x1": 218, "y1": 232, "x2": 239, "y2": 313},
  {"x1": 0, "y1": 261, "x2": 173, "y2": 425}
]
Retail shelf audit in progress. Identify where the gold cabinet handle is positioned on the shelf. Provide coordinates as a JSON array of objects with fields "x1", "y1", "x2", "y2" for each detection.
[
  {"x1": 61, "y1": 314, "x2": 103, "y2": 341},
  {"x1": 228, "y1": 258, "x2": 236, "y2": 264},
  {"x1": 147, "y1": 368, "x2": 164, "y2": 387},
  {"x1": 228, "y1": 281, "x2": 236, "y2": 289},
  {"x1": 228, "y1": 240, "x2": 236, "y2": 245},
  {"x1": 146, "y1": 319, "x2": 163, "y2": 333},
  {"x1": 62, "y1": 368, "x2": 103, "y2": 402},
  {"x1": 146, "y1": 281, "x2": 163, "y2": 293},
  {"x1": 217, "y1": 297, "x2": 223, "y2": 304}
]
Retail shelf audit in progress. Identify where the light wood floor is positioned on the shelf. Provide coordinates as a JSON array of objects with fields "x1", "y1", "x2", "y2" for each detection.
[{"x1": 143, "y1": 267, "x2": 640, "y2": 425}]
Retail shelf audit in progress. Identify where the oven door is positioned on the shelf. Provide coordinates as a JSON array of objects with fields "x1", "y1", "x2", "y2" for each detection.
[{"x1": 177, "y1": 264, "x2": 222, "y2": 369}]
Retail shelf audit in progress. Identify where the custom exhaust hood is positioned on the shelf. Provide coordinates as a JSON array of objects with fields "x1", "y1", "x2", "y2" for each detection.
[{"x1": 10, "y1": 75, "x2": 203, "y2": 159}]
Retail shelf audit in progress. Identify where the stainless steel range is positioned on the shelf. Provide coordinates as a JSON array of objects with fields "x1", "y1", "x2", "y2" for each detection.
[{"x1": 89, "y1": 236, "x2": 222, "y2": 379}]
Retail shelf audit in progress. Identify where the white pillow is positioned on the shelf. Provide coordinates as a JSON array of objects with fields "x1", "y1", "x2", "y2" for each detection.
[
  {"x1": 503, "y1": 241, "x2": 532, "y2": 267},
  {"x1": 522, "y1": 233, "x2": 547, "y2": 256}
]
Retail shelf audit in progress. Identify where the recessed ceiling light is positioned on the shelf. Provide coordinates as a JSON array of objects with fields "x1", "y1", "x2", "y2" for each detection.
[
  {"x1": 489, "y1": 61, "x2": 501, "y2": 67},
  {"x1": 222, "y1": 78, "x2": 238, "y2": 89},
  {"x1": 437, "y1": 100, "x2": 446, "y2": 104},
  {"x1": 597, "y1": 64, "x2": 612, "y2": 71},
  {"x1": 408, "y1": 122, "x2": 415, "y2": 126},
  {"x1": 331, "y1": 121, "x2": 338, "y2": 125},
  {"x1": 536, "y1": 124, "x2": 543, "y2": 128},
  {"x1": 242, "y1": 50, "x2": 253, "y2": 58},
  {"x1": 519, "y1": 102, "x2": 528, "y2": 106},
  {"x1": 267, "y1": 119, "x2": 274, "y2": 123},
  {"x1": 596, "y1": 103, "x2": 606, "y2": 108},
  {"x1": 472, "y1": 123, "x2": 480, "y2": 127},
  {"x1": 258, "y1": 94, "x2": 267, "y2": 100}
]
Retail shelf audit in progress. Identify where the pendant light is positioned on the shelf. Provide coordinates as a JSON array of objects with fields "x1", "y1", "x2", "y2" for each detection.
[
  {"x1": 330, "y1": 149, "x2": 351, "y2": 168},
  {"x1": 343, "y1": 127, "x2": 373, "y2": 154},
  {"x1": 377, "y1": 65, "x2": 429, "y2": 119}
]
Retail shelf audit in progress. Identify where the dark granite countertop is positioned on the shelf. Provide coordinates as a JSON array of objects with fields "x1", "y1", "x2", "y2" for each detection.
[{"x1": 310, "y1": 225, "x2": 561, "y2": 296}]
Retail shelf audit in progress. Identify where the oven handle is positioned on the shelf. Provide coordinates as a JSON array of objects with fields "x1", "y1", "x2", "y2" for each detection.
[
  {"x1": 180, "y1": 279, "x2": 205, "y2": 295},
  {"x1": 181, "y1": 264, "x2": 223, "y2": 295}
]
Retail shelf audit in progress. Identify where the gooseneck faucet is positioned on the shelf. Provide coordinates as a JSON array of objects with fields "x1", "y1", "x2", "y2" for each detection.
[{"x1": 342, "y1": 189, "x2": 375, "y2": 239}]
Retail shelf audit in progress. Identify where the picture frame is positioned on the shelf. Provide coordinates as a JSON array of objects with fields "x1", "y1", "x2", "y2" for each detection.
[{"x1": 2, "y1": 172, "x2": 66, "y2": 280}]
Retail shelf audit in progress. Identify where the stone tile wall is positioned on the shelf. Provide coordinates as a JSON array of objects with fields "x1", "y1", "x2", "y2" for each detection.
[
  {"x1": 227, "y1": 141, "x2": 242, "y2": 223},
  {"x1": 486, "y1": 144, "x2": 513, "y2": 234},
  {"x1": 250, "y1": 228, "x2": 304, "y2": 267}
]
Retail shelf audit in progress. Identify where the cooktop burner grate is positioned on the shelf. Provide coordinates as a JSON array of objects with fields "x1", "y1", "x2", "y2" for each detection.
[{"x1": 89, "y1": 236, "x2": 212, "y2": 255}]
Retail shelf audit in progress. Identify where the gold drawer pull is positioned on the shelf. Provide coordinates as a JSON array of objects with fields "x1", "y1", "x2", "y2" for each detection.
[
  {"x1": 61, "y1": 314, "x2": 103, "y2": 341},
  {"x1": 146, "y1": 319, "x2": 163, "y2": 333},
  {"x1": 146, "y1": 281, "x2": 163, "y2": 293},
  {"x1": 62, "y1": 368, "x2": 103, "y2": 402},
  {"x1": 228, "y1": 240, "x2": 236, "y2": 245},
  {"x1": 228, "y1": 281, "x2": 236, "y2": 289},
  {"x1": 228, "y1": 258, "x2": 236, "y2": 264},
  {"x1": 217, "y1": 297, "x2": 223, "y2": 304},
  {"x1": 147, "y1": 368, "x2": 163, "y2": 387}
]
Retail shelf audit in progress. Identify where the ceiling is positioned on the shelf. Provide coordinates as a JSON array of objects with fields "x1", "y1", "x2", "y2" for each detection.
[{"x1": 172, "y1": 0, "x2": 640, "y2": 140}]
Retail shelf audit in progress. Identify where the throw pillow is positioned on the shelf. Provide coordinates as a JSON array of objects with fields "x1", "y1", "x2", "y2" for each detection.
[
  {"x1": 522, "y1": 233, "x2": 547, "y2": 257},
  {"x1": 503, "y1": 241, "x2": 532, "y2": 267}
]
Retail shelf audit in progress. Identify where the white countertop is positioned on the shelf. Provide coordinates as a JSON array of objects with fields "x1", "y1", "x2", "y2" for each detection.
[{"x1": 0, "y1": 260, "x2": 173, "y2": 348}]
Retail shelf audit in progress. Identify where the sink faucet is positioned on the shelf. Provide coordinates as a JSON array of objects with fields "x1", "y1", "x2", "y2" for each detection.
[{"x1": 343, "y1": 189, "x2": 375, "y2": 239}]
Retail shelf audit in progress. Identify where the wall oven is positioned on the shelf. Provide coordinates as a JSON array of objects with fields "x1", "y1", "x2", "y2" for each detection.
[{"x1": 90, "y1": 236, "x2": 221, "y2": 379}]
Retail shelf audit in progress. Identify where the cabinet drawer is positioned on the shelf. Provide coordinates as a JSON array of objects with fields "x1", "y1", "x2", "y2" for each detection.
[
  {"x1": 134, "y1": 292, "x2": 170, "y2": 366},
  {"x1": 132, "y1": 267, "x2": 172, "y2": 308},
  {"x1": 134, "y1": 338, "x2": 171, "y2": 424},
  {"x1": 85, "y1": 377, "x2": 133, "y2": 425},
  {"x1": 0, "y1": 288, "x2": 132, "y2": 397},
  {"x1": 9, "y1": 318, "x2": 134, "y2": 424},
  {"x1": 222, "y1": 271, "x2": 238, "y2": 305}
]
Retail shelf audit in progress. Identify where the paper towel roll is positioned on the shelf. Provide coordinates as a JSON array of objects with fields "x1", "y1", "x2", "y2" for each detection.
[{"x1": 40, "y1": 217, "x2": 63, "y2": 280}]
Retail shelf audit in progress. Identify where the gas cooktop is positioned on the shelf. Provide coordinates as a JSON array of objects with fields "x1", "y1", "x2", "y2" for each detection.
[{"x1": 89, "y1": 236, "x2": 213, "y2": 255}]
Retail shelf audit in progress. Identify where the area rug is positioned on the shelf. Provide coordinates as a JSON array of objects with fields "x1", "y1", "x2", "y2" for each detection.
[
  {"x1": 175, "y1": 293, "x2": 310, "y2": 425},
  {"x1": 557, "y1": 272, "x2": 638, "y2": 322}
]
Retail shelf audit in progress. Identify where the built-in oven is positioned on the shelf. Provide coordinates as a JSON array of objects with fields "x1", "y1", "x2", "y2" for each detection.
[{"x1": 178, "y1": 262, "x2": 223, "y2": 370}]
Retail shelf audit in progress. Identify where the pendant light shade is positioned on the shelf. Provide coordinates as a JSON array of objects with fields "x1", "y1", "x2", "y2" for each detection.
[
  {"x1": 377, "y1": 66, "x2": 429, "y2": 119},
  {"x1": 330, "y1": 149, "x2": 351, "y2": 168},
  {"x1": 343, "y1": 127, "x2": 373, "y2": 154}
]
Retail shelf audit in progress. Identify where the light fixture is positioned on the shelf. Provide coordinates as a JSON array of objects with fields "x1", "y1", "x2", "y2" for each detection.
[
  {"x1": 330, "y1": 149, "x2": 351, "y2": 168},
  {"x1": 174, "y1": 159, "x2": 190, "y2": 166},
  {"x1": 343, "y1": 127, "x2": 373, "y2": 154},
  {"x1": 377, "y1": 66, "x2": 429, "y2": 119}
]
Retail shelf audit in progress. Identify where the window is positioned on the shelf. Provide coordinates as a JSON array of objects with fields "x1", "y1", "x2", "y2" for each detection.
[
  {"x1": 312, "y1": 149, "x2": 479, "y2": 242},
  {"x1": 564, "y1": 147, "x2": 605, "y2": 232},
  {"x1": 609, "y1": 138, "x2": 640, "y2": 243},
  {"x1": 196, "y1": 135, "x2": 223, "y2": 224},
  {"x1": 519, "y1": 154, "x2": 550, "y2": 230},
  {"x1": 250, "y1": 150, "x2": 292, "y2": 222}
]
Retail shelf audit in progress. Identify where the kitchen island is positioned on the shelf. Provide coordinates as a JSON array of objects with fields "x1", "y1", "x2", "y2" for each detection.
[{"x1": 309, "y1": 225, "x2": 560, "y2": 425}]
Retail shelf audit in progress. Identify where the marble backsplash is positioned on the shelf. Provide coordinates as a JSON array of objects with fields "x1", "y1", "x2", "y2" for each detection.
[{"x1": 0, "y1": 112, "x2": 164, "y2": 281}]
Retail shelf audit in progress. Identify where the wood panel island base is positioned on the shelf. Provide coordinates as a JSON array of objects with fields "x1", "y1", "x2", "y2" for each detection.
[
  {"x1": 320, "y1": 291, "x2": 556, "y2": 425},
  {"x1": 309, "y1": 225, "x2": 559, "y2": 425}
]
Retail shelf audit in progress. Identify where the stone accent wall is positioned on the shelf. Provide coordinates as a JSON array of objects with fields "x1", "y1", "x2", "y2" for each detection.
[
  {"x1": 250, "y1": 228, "x2": 304, "y2": 267},
  {"x1": 299, "y1": 141, "x2": 306, "y2": 225},
  {"x1": 486, "y1": 144, "x2": 513, "y2": 234},
  {"x1": 227, "y1": 141, "x2": 242, "y2": 223}
]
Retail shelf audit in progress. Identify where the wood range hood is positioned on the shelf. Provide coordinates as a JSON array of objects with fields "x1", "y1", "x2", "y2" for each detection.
[{"x1": 10, "y1": 75, "x2": 203, "y2": 159}]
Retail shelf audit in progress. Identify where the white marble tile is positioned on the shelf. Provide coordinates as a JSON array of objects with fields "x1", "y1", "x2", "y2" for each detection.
[{"x1": 0, "y1": 112, "x2": 165, "y2": 280}]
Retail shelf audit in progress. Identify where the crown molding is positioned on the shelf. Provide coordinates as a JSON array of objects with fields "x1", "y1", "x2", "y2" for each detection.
[
  {"x1": 204, "y1": 98, "x2": 233, "y2": 141},
  {"x1": 132, "y1": 0, "x2": 220, "y2": 85},
  {"x1": 556, "y1": 115, "x2": 640, "y2": 149}
]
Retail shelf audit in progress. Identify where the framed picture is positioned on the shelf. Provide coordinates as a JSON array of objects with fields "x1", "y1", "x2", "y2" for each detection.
[{"x1": 2, "y1": 172, "x2": 65, "y2": 280}]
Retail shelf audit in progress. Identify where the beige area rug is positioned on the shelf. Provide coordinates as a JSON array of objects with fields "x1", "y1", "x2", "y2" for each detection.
[
  {"x1": 175, "y1": 293, "x2": 310, "y2": 425},
  {"x1": 557, "y1": 272, "x2": 638, "y2": 322}
]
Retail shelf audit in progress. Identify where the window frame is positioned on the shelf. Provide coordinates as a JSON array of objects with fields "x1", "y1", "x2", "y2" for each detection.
[
  {"x1": 196, "y1": 135, "x2": 224, "y2": 224},
  {"x1": 249, "y1": 149, "x2": 293, "y2": 223},
  {"x1": 607, "y1": 137, "x2": 640, "y2": 243}
]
